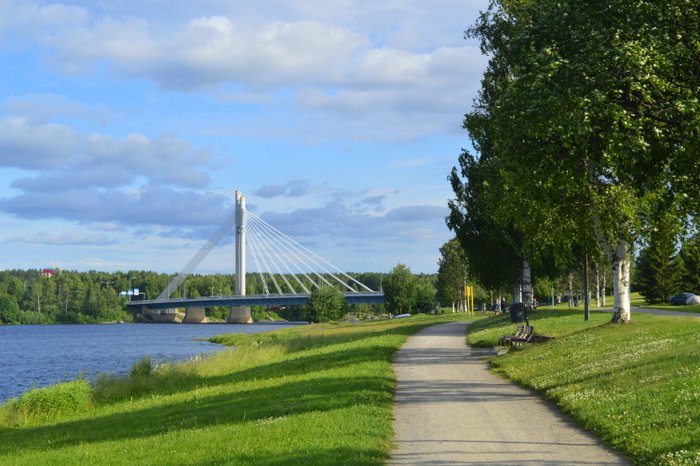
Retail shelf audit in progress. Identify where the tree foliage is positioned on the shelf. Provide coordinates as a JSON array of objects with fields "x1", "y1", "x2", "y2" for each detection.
[
  {"x1": 636, "y1": 214, "x2": 681, "y2": 303},
  {"x1": 678, "y1": 233, "x2": 700, "y2": 293},
  {"x1": 303, "y1": 286, "x2": 345, "y2": 323},
  {"x1": 435, "y1": 238, "x2": 469, "y2": 307},
  {"x1": 383, "y1": 264, "x2": 418, "y2": 314},
  {"x1": 450, "y1": 0, "x2": 700, "y2": 322}
]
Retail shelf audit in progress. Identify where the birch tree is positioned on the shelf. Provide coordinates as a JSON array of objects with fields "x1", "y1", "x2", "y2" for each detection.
[{"x1": 459, "y1": 0, "x2": 700, "y2": 323}]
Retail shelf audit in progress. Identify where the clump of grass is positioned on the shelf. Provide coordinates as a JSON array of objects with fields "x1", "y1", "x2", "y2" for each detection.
[
  {"x1": 93, "y1": 356, "x2": 197, "y2": 403},
  {"x1": 129, "y1": 355, "x2": 154, "y2": 377},
  {"x1": 1, "y1": 379, "x2": 93, "y2": 425}
]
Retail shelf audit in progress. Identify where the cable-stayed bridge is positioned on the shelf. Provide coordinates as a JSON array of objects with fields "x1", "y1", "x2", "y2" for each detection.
[{"x1": 127, "y1": 191, "x2": 384, "y2": 322}]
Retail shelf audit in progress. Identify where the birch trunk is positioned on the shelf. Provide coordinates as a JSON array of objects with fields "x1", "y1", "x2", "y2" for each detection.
[
  {"x1": 592, "y1": 213, "x2": 631, "y2": 322},
  {"x1": 567, "y1": 273, "x2": 574, "y2": 307},
  {"x1": 610, "y1": 240, "x2": 631, "y2": 322},
  {"x1": 522, "y1": 258, "x2": 532, "y2": 308},
  {"x1": 602, "y1": 273, "x2": 606, "y2": 306},
  {"x1": 595, "y1": 264, "x2": 601, "y2": 308},
  {"x1": 513, "y1": 284, "x2": 522, "y2": 303}
]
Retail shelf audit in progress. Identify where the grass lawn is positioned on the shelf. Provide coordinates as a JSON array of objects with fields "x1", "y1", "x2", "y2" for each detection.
[
  {"x1": 0, "y1": 313, "x2": 472, "y2": 465},
  {"x1": 467, "y1": 309, "x2": 700, "y2": 465},
  {"x1": 538, "y1": 292, "x2": 700, "y2": 314},
  {"x1": 629, "y1": 292, "x2": 700, "y2": 313}
]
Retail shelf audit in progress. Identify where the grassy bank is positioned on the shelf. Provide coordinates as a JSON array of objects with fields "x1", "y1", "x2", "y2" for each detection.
[
  {"x1": 629, "y1": 292, "x2": 700, "y2": 313},
  {"x1": 467, "y1": 309, "x2": 700, "y2": 465},
  {"x1": 0, "y1": 314, "x2": 469, "y2": 465}
]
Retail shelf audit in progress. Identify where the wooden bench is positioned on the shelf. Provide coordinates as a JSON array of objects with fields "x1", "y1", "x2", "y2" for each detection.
[
  {"x1": 498, "y1": 324, "x2": 524, "y2": 346},
  {"x1": 504, "y1": 325, "x2": 534, "y2": 346}
]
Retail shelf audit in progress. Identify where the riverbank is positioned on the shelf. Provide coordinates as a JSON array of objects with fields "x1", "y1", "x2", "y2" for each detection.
[
  {"x1": 0, "y1": 322, "x2": 302, "y2": 403},
  {"x1": 467, "y1": 309, "x2": 700, "y2": 465},
  {"x1": 0, "y1": 314, "x2": 465, "y2": 465}
]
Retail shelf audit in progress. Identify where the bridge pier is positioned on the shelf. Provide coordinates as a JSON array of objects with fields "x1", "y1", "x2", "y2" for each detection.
[
  {"x1": 183, "y1": 307, "x2": 206, "y2": 323},
  {"x1": 228, "y1": 306, "x2": 253, "y2": 324}
]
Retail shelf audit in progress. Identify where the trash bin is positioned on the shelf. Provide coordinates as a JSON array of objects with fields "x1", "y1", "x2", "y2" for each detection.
[{"x1": 509, "y1": 302, "x2": 525, "y2": 322}]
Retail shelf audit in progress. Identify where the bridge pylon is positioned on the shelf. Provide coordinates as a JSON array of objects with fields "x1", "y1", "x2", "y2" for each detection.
[{"x1": 228, "y1": 190, "x2": 253, "y2": 323}]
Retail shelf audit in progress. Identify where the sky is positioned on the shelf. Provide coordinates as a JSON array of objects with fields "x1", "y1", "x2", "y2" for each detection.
[{"x1": 0, "y1": 0, "x2": 490, "y2": 276}]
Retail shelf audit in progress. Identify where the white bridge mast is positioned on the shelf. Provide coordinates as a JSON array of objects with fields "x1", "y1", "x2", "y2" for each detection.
[
  {"x1": 235, "y1": 190, "x2": 246, "y2": 297},
  {"x1": 229, "y1": 190, "x2": 252, "y2": 323}
]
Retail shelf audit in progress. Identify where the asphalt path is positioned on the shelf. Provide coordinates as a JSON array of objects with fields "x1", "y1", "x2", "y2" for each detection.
[{"x1": 389, "y1": 321, "x2": 629, "y2": 465}]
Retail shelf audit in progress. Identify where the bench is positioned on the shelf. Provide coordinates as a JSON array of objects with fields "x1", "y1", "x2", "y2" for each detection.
[
  {"x1": 498, "y1": 324, "x2": 524, "y2": 346},
  {"x1": 504, "y1": 325, "x2": 534, "y2": 346}
]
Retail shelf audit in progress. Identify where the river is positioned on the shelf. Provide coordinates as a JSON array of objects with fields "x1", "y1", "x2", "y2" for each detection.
[{"x1": 0, "y1": 322, "x2": 302, "y2": 404}]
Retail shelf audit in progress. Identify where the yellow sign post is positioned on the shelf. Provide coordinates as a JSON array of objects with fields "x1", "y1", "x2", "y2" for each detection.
[{"x1": 464, "y1": 284, "x2": 475, "y2": 315}]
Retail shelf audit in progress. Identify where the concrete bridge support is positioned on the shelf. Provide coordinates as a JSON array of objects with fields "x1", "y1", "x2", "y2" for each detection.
[
  {"x1": 183, "y1": 307, "x2": 206, "y2": 323},
  {"x1": 230, "y1": 190, "x2": 253, "y2": 324},
  {"x1": 228, "y1": 306, "x2": 253, "y2": 324}
]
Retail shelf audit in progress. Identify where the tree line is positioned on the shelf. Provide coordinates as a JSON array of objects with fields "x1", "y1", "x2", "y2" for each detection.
[
  {"x1": 0, "y1": 267, "x2": 442, "y2": 324},
  {"x1": 446, "y1": 0, "x2": 699, "y2": 321}
]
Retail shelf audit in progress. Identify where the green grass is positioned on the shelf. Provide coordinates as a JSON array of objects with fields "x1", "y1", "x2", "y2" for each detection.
[
  {"x1": 534, "y1": 292, "x2": 700, "y2": 314},
  {"x1": 630, "y1": 292, "x2": 700, "y2": 313},
  {"x1": 467, "y1": 310, "x2": 700, "y2": 465},
  {"x1": 0, "y1": 313, "x2": 472, "y2": 465}
]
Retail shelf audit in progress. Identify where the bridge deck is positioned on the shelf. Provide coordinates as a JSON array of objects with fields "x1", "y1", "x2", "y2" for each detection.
[{"x1": 127, "y1": 292, "x2": 384, "y2": 310}]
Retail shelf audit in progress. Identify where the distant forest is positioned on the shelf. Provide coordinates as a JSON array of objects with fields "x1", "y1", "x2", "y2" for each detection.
[{"x1": 0, "y1": 269, "x2": 386, "y2": 324}]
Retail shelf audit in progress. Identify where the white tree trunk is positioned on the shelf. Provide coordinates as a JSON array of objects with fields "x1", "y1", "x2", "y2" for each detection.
[
  {"x1": 513, "y1": 284, "x2": 522, "y2": 303},
  {"x1": 595, "y1": 264, "x2": 601, "y2": 307},
  {"x1": 592, "y1": 214, "x2": 631, "y2": 322},
  {"x1": 522, "y1": 258, "x2": 532, "y2": 308},
  {"x1": 567, "y1": 273, "x2": 574, "y2": 307},
  {"x1": 602, "y1": 273, "x2": 606, "y2": 306},
  {"x1": 610, "y1": 240, "x2": 631, "y2": 322}
]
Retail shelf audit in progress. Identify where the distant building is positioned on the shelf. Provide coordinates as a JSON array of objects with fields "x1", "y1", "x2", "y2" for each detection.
[{"x1": 41, "y1": 268, "x2": 57, "y2": 278}]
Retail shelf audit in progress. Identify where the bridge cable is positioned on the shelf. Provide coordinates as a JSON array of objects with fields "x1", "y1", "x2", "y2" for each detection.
[
  {"x1": 244, "y1": 215, "x2": 272, "y2": 295},
  {"x1": 157, "y1": 209, "x2": 236, "y2": 300},
  {"x1": 246, "y1": 211, "x2": 371, "y2": 292},
  {"x1": 245, "y1": 214, "x2": 284, "y2": 295},
  {"x1": 246, "y1": 213, "x2": 348, "y2": 291},
  {"x1": 245, "y1": 214, "x2": 325, "y2": 291},
  {"x1": 246, "y1": 217, "x2": 309, "y2": 293}
]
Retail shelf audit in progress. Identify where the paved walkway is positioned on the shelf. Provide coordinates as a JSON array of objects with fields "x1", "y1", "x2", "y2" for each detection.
[{"x1": 389, "y1": 321, "x2": 629, "y2": 465}]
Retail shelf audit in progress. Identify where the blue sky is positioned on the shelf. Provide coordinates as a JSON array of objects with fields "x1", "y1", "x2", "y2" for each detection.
[{"x1": 0, "y1": 0, "x2": 489, "y2": 275}]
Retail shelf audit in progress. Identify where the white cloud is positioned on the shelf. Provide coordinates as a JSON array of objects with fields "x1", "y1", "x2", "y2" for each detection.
[
  {"x1": 1, "y1": 1, "x2": 488, "y2": 141},
  {"x1": 0, "y1": 185, "x2": 231, "y2": 227},
  {"x1": 8, "y1": 230, "x2": 114, "y2": 246},
  {"x1": 0, "y1": 116, "x2": 79, "y2": 169},
  {"x1": 0, "y1": 115, "x2": 212, "y2": 188},
  {"x1": 2, "y1": 93, "x2": 110, "y2": 125}
]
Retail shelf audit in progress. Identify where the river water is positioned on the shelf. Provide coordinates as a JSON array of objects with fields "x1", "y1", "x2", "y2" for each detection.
[{"x1": 0, "y1": 322, "x2": 301, "y2": 404}]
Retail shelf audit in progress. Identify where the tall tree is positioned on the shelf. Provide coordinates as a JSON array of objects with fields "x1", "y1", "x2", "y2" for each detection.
[
  {"x1": 458, "y1": 0, "x2": 700, "y2": 322},
  {"x1": 436, "y1": 238, "x2": 470, "y2": 308},
  {"x1": 636, "y1": 221, "x2": 681, "y2": 303},
  {"x1": 678, "y1": 232, "x2": 700, "y2": 293},
  {"x1": 383, "y1": 264, "x2": 418, "y2": 314},
  {"x1": 304, "y1": 286, "x2": 345, "y2": 323}
]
